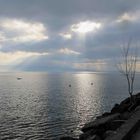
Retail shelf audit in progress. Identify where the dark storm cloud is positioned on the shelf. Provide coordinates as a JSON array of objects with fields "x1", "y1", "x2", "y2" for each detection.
[{"x1": 0, "y1": 0, "x2": 140, "y2": 29}]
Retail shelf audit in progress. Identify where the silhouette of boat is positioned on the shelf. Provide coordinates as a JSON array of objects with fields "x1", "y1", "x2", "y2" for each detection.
[{"x1": 17, "y1": 77, "x2": 22, "y2": 80}]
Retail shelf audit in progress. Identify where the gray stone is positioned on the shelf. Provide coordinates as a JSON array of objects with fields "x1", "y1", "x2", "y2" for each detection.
[
  {"x1": 79, "y1": 129, "x2": 96, "y2": 140},
  {"x1": 105, "y1": 107, "x2": 140, "y2": 140},
  {"x1": 135, "y1": 106, "x2": 140, "y2": 112},
  {"x1": 82, "y1": 113, "x2": 120, "y2": 132},
  {"x1": 108, "y1": 120, "x2": 125, "y2": 130},
  {"x1": 120, "y1": 112, "x2": 132, "y2": 120},
  {"x1": 103, "y1": 130, "x2": 117, "y2": 139}
]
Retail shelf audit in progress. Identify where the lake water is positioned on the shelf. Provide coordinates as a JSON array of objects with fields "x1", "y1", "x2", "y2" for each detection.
[{"x1": 0, "y1": 72, "x2": 140, "y2": 139}]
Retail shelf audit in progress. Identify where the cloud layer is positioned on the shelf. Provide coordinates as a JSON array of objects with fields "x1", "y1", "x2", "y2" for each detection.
[{"x1": 0, "y1": 0, "x2": 140, "y2": 72}]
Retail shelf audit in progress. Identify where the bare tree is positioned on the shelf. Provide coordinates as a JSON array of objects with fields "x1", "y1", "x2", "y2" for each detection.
[{"x1": 117, "y1": 39, "x2": 138, "y2": 103}]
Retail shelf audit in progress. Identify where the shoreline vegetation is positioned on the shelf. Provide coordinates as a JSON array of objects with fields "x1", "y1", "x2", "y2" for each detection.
[{"x1": 60, "y1": 92, "x2": 140, "y2": 140}]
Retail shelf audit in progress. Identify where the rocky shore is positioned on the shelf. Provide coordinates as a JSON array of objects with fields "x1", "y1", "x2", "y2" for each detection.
[{"x1": 60, "y1": 92, "x2": 140, "y2": 140}]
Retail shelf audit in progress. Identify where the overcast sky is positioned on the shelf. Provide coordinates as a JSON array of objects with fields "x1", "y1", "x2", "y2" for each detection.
[{"x1": 0, "y1": 0, "x2": 140, "y2": 72}]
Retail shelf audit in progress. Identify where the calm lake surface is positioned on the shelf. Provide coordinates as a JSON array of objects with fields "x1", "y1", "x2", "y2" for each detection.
[{"x1": 0, "y1": 72, "x2": 140, "y2": 139}]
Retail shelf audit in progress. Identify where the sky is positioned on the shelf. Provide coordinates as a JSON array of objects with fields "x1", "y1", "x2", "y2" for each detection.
[{"x1": 0, "y1": 0, "x2": 140, "y2": 72}]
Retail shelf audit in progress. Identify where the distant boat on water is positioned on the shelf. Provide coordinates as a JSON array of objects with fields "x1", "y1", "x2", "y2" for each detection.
[{"x1": 17, "y1": 77, "x2": 22, "y2": 80}]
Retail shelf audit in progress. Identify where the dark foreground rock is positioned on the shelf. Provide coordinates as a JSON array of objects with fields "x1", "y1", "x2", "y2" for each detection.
[
  {"x1": 60, "y1": 136, "x2": 78, "y2": 140},
  {"x1": 105, "y1": 109, "x2": 140, "y2": 140},
  {"x1": 82, "y1": 113, "x2": 120, "y2": 132},
  {"x1": 60, "y1": 92, "x2": 140, "y2": 140}
]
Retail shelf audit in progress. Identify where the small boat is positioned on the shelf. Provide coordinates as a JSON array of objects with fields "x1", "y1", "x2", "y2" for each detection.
[
  {"x1": 17, "y1": 77, "x2": 22, "y2": 80},
  {"x1": 69, "y1": 84, "x2": 71, "y2": 87}
]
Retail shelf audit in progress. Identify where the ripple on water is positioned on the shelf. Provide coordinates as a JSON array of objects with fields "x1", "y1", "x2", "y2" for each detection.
[{"x1": 0, "y1": 72, "x2": 136, "y2": 139}]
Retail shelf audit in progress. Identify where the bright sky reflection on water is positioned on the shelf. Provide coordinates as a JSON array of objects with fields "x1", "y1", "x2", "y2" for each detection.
[{"x1": 0, "y1": 72, "x2": 139, "y2": 139}]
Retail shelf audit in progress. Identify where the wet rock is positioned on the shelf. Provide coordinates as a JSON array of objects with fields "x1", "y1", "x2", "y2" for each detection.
[
  {"x1": 103, "y1": 130, "x2": 117, "y2": 139},
  {"x1": 96, "y1": 112, "x2": 111, "y2": 119},
  {"x1": 105, "y1": 108, "x2": 140, "y2": 140},
  {"x1": 129, "y1": 98, "x2": 140, "y2": 111},
  {"x1": 135, "y1": 92, "x2": 140, "y2": 98},
  {"x1": 111, "y1": 104, "x2": 120, "y2": 113},
  {"x1": 107, "y1": 120, "x2": 125, "y2": 130},
  {"x1": 135, "y1": 106, "x2": 140, "y2": 112},
  {"x1": 82, "y1": 113, "x2": 120, "y2": 132},
  {"x1": 111, "y1": 103, "x2": 131, "y2": 114},
  {"x1": 120, "y1": 111, "x2": 132, "y2": 120},
  {"x1": 120, "y1": 97, "x2": 130, "y2": 105},
  {"x1": 102, "y1": 112, "x2": 111, "y2": 117},
  {"x1": 79, "y1": 129, "x2": 96, "y2": 140}
]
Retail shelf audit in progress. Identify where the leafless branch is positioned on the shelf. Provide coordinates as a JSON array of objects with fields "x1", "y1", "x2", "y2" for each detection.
[{"x1": 117, "y1": 39, "x2": 138, "y2": 103}]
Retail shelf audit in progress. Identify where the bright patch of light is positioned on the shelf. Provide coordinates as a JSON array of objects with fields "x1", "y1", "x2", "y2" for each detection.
[
  {"x1": 12, "y1": 34, "x2": 48, "y2": 43},
  {"x1": 116, "y1": 13, "x2": 136, "y2": 23},
  {"x1": 0, "y1": 19, "x2": 48, "y2": 43},
  {"x1": 60, "y1": 33, "x2": 72, "y2": 39},
  {"x1": 59, "y1": 48, "x2": 80, "y2": 55},
  {"x1": 71, "y1": 21, "x2": 101, "y2": 34}
]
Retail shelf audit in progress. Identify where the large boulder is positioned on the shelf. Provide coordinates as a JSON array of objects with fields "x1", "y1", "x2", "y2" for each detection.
[
  {"x1": 96, "y1": 112, "x2": 111, "y2": 119},
  {"x1": 105, "y1": 107, "x2": 140, "y2": 140},
  {"x1": 135, "y1": 106, "x2": 140, "y2": 112},
  {"x1": 79, "y1": 129, "x2": 96, "y2": 140},
  {"x1": 103, "y1": 130, "x2": 117, "y2": 139},
  {"x1": 135, "y1": 92, "x2": 140, "y2": 98},
  {"x1": 120, "y1": 111, "x2": 132, "y2": 120},
  {"x1": 82, "y1": 113, "x2": 120, "y2": 132},
  {"x1": 129, "y1": 97, "x2": 140, "y2": 111},
  {"x1": 106, "y1": 120, "x2": 125, "y2": 130},
  {"x1": 111, "y1": 102, "x2": 131, "y2": 114}
]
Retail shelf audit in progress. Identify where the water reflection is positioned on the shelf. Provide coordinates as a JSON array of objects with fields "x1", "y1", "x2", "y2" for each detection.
[
  {"x1": 73, "y1": 74, "x2": 103, "y2": 129},
  {"x1": 0, "y1": 72, "x2": 138, "y2": 139}
]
